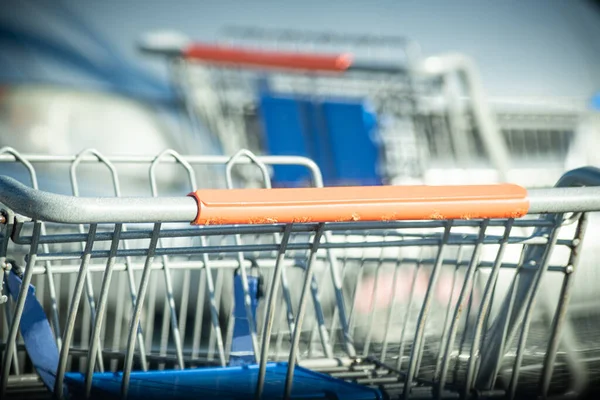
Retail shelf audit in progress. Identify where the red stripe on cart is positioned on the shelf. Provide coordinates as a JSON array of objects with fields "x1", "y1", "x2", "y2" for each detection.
[{"x1": 183, "y1": 43, "x2": 353, "y2": 72}]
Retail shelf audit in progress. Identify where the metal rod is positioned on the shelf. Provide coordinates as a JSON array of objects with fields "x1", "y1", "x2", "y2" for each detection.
[
  {"x1": 84, "y1": 224, "x2": 122, "y2": 398},
  {"x1": 464, "y1": 220, "x2": 513, "y2": 394},
  {"x1": 121, "y1": 223, "x2": 161, "y2": 399},
  {"x1": 527, "y1": 187, "x2": 600, "y2": 214},
  {"x1": 403, "y1": 222, "x2": 452, "y2": 400},
  {"x1": 539, "y1": 212, "x2": 589, "y2": 398},
  {"x1": 54, "y1": 224, "x2": 98, "y2": 398},
  {"x1": 0, "y1": 223, "x2": 41, "y2": 398},
  {"x1": 255, "y1": 224, "x2": 293, "y2": 400},
  {"x1": 436, "y1": 221, "x2": 488, "y2": 398},
  {"x1": 283, "y1": 224, "x2": 326, "y2": 400},
  {"x1": 507, "y1": 218, "x2": 563, "y2": 400},
  {"x1": 3, "y1": 175, "x2": 600, "y2": 225}
]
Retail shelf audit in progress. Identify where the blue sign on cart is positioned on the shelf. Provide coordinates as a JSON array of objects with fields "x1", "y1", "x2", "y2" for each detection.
[{"x1": 258, "y1": 93, "x2": 382, "y2": 187}]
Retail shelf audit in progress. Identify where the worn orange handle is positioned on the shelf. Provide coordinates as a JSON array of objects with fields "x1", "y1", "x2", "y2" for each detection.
[
  {"x1": 183, "y1": 42, "x2": 353, "y2": 72},
  {"x1": 188, "y1": 184, "x2": 529, "y2": 225}
]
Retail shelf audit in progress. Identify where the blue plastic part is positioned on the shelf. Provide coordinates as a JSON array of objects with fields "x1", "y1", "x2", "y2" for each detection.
[
  {"x1": 229, "y1": 273, "x2": 260, "y2": 366},
  {"x1": 258, "y1": 92, "x2": 382, "y2": 187},
  {"x1": 320, "y1": 100, "x2": 382, "y2": 186},
  {"x1": 591, "y1": 92, "x2": 600, "y2": 110},
  {"x1": 64, "y1": 362, "x2": 383, "y2": 400},
  {"x1": 258, "y1": 94, "x2": 315, "y2": 185},
  {"x1": 5, "y1": 268, "x2": 68, "y2": 397}
]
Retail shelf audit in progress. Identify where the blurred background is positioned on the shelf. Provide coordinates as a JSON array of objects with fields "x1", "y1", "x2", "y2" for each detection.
[{"x1": 2, "y1": 0, "x2": 600, "y2": 189}]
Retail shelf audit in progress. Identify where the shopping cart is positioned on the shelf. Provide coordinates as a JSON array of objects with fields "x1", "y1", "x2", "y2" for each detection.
[
  {"x1": 139, "y1": 27, "x2": 600, "y2": 190},
  {"x1": 139, "y1": 28, "x2": 511, "y2": 187},
  {"x1": 1, "y1": 146, "x2": 600, "y2": 399}
]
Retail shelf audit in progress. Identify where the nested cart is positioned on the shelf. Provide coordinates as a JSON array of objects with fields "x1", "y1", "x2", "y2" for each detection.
[
  {"x1": 139, "y1": 28, "x2": 510, "y2": 187},
  {"x1": 0, "y1": 147, "x2": 599, "y2": 399}
]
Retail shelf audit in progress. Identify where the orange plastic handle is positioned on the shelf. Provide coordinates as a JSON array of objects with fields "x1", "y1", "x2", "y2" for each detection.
[
  {"x1": 188, "y1": 184, "x2": 529, "y2": 225},
  {"x1": 183, "y1": 43, "x2": 353, "y2": 72}
]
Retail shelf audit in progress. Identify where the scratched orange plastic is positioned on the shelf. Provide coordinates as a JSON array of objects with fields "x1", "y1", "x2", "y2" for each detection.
[
  {"x1": 188, "y1": 184, "x2": 529, "y2": 225},
  {"x1": 183, "y1": 43, "x2": 353, "y2": 72}
]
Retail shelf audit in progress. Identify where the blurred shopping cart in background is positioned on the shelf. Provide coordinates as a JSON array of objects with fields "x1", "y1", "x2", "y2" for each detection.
[
  {"x1": 138, "y1": 26, "x2": 597, "y2": 190},
  {"x1": 138, "y1": 27, "x2": 509, "y2": 188},
  {"x1": 1, "y1": 146, "x2": 600, "y2": 399}
]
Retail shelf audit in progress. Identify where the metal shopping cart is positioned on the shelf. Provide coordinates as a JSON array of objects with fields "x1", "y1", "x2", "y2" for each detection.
[
  {"x1": 139, "y1": 28, "x2": 511, "y2": 187},
  {"x1": 139, "y1": 27, "x2": 600, "y2": 190},
  {"x1": 1, "y1": 146, "x2": 600, "y2": 399}
]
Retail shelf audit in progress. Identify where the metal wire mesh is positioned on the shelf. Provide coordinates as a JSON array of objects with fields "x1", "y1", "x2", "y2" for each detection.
[
  {"x1": 0, "y1": 147, "x2": 594, "y2": 400},
  {"x1": 157, "y1": 29, "x2": 589, "y2": 189}
]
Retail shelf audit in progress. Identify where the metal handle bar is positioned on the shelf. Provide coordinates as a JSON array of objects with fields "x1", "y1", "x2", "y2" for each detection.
[
  {"x1": 0, "y1": 175, "x2": 197, "y2": 224},
  {"x1": 1, "y1": 167, "x2": 600, "y2": 225}
]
